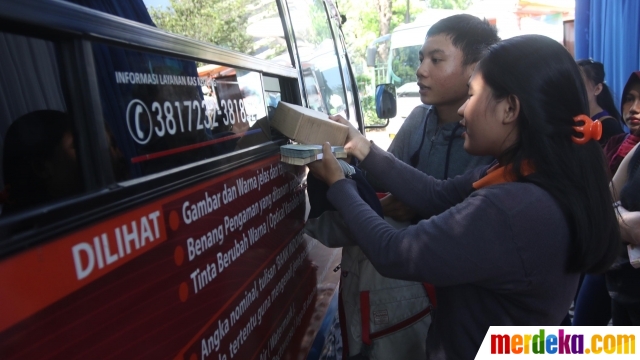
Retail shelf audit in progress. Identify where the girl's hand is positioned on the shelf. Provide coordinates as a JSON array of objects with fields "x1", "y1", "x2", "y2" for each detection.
[
  {"x1": 617, "y1": 205, "x2": 640, "y2": 245},
  {"x1": 328, "y1": 115, "x2": 371, "y2": 161},
  {"x1": 611, "y1": 141, "x2": 640, "y2": 201},
  {"x1": 307, "y1": 142, "x2": 345, "y2": 186},
  {"x1": 380, "y1": 194, "x2": 417, "y2": 222}
]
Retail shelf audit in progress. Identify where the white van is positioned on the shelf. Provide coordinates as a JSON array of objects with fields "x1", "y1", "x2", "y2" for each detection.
[{"x1": 0, "y1": 0, "x2": 362, "y2": 358}]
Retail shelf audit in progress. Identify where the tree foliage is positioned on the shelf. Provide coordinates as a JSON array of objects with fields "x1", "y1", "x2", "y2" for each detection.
[
  {"x1": 147, "y1": 0, "x2": 465, "y2": 125},
  {"x1": 337, "y1": 0, "x2": 424, "y2": 68},
  {"x1": 391, "y1": 0, "x2": 423, "y2": 29},
  {"x1": 149, "y1": 0, "x2": 260, "y2": 55},
  {"x1": 308, "y1": 0, "x2": 334, "y2": 46},
  {"x1": 428, "y1": 0, "x2": 472, "y2": 10},
  {"x1": 376, "y1": 0, "x2": 393, "y2": 37},
  {"x1": 390, "y1": 45, "x2": 420, "y2": 86}
]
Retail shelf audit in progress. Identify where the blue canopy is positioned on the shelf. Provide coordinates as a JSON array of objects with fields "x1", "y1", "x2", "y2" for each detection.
[{"x1": 575, "y1": 0, "x2": 640, "y2": 108}]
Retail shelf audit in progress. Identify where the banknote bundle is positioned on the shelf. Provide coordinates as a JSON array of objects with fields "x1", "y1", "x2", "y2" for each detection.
[{"x1": 280, "y1": 144, "x2": 346, "y2": 165}]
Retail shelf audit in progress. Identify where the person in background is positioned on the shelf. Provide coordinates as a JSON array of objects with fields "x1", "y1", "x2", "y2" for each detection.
[
  {"x1": 604, "y1": 71, "x2": 640, "y2": 175},
  {"x1": 203, "y1": 85, "x2": 217, "y2": 124},
  {"x1": 577, "y1": 59, "x2": 626, "y2": 145},
  {"x1": 606, "y1": 71, "x2": 640, "y2": 325},
  {"x1": 1, "y1": 110, "x2": 129, "y2": 216},
  {"x1": 570, "y1": 62, "x2": 629, "y2": 325},
  {"x1": 308, "y1": 35, "x2": 619, "y2": 359},
  {"x1": 2, "y1": 110, "x2": 83, "y2": 214}
]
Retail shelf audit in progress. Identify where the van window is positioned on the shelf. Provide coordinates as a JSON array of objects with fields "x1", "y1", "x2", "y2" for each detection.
[
  {"x1": 65, "y1": 0, "x2": 293, "y2": 66},
  {"x1": 390, "y1": 45, "x2": 420, "y2": 87},
  {"x1": 263, "y1": 75, "x2": 282, "y2": 117},
  {"x1": 287, "y1": 0, "x2": 348, "y2": 116},
  {"x1": 92, "y1": 43, "x2": 270, "y2": 180},
  {"x1": 0, "y1": 33, "x2": 84, "y2": 215}
]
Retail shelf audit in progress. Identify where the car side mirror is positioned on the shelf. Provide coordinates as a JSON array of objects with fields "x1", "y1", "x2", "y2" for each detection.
[{"x1": 375, "y1": 84, "x2": 397, "y2": 119}]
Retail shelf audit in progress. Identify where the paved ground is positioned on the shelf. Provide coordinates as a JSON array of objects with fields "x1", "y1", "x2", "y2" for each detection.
[{"x1": 364, "y1": 128, "x2": 393, "y2": 151}]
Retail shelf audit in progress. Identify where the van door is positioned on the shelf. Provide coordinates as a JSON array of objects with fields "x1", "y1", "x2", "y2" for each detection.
[{"x1": 0, "y1": 0, "x2": 343, "y2": 358}]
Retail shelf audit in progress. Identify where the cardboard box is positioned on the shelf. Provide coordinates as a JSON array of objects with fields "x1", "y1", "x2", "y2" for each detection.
[{"x1": 271, "y1": 101, "x2": 348, "y2": 146}]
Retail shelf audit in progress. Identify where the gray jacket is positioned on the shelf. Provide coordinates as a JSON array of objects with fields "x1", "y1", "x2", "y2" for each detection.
[{"x1": 383, "y1": 104, "x2": 492, "y2": 184}]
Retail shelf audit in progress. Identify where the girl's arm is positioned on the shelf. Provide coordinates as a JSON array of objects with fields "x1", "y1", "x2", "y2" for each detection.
[
  {"x1": 616, "y1": 205, "x2": 640, "y2": 245},
  {"x1": 611, "y1": 142, "x2": 640, "y2": 201},
  {"x1": 309, "y1": 142, "x2": 484, "y2": 219},
  {"x1": 325, "y1": 178, "x2": 529, "y2": 286},
  {"x1": 357, "y1": 143, "x2": 484, "y2": 218}
]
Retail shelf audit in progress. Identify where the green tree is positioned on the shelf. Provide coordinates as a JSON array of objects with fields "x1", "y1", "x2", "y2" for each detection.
[
  {"x1": 375, "y1": 0, "x2": 393, "y2": 63},
  {"x1": 335, "y1": 0, "x2": 379, "y2": 68},
  {"x1": 389, "y1": 46, "x2": 419, "y2": 86},
  {"x1": 428, "y1": 0, "x2": 471, "y2": 10},
  {"x1": 356, "y1": 73, "x2": 385, "y2": 126},
  {"x1": 149, "y1": 0, "x2": 258, "y2": 55},
  {"x1": 361, "y1": 95, "x2": 387, "y2": 126},
  {"x1": 337, "y1": 0, "x2": 425, "y2": 125},
  {"x1": 309, "y1": 0, "x2": 334, "y2": 45},
  {"x1": 336, "y1": 0, "x2": 424, "y2": 68},
  {"x1": 391, "y1": 0, "x2": 424, "y2": 32}
]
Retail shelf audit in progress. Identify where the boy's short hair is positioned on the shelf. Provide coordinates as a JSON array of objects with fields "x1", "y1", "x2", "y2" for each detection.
[{"x1": 427, "y1": 14, "x2": 500, "y2": 66}]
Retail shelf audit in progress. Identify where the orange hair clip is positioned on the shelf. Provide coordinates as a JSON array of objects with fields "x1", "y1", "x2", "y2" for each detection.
[{"x1": 572, "y1": 115, "x2": 602, "y2": 145}]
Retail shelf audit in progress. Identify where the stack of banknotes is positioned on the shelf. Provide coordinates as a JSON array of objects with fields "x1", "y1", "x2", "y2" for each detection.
[{"x1": 280, "y1": 144, "x2": 347, "y2": 165}]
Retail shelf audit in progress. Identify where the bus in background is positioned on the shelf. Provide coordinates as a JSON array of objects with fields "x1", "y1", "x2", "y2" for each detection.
[
  {"x1": 367, "y1": 3, "x2": 572, "y2": 143},
  {"x1": 0, "y1": 0, "x2": 362, "y2": 358}
]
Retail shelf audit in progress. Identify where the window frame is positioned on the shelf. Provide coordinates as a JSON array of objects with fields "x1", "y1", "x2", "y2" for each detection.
[
  {"x1": 285, "y1": 0, "x2": 346, "y2": 117},
  {"x1": 331, "y1": 17, "x2": 366, "y2": 133},
  {"x1": 320, "y1": 0, "x2": 351, "y2": 119},
  {"x1": 0, "y1": 0, "x2": 301, "y2": 259},
  {"x1": 283, "y1": 0, "x2": 364, "y2": 132}
]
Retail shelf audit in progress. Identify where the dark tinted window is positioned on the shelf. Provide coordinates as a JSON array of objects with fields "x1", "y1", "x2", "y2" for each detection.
[
  {"x1": 263, "y1": 75, "x2": 282, "y2": 115},
  {"x1": 287, "y1": 0, "x2": 348, "y2": 116},
  {"x1": 92, "y1": 44, "x2": 270, "y2": 180},
  {"x1": 0, "y1": 33, "x2": 84, "y2": 215}
]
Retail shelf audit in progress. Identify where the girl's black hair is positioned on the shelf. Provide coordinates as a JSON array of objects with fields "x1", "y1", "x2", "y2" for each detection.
[
  {"x1": 427, "y1": 14, "x2": 500, "y2": 66},
  {"x1": 576, "y1": 59, "x2": 622, "y2": 121},
  {"x1": 477, "y1": 35, "x2": 620, "y2": 273}
]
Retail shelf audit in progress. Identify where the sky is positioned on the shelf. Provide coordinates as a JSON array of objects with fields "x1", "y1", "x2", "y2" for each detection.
[{"x1": 142, "y1": 0, "x2": 171, "y2": 9}]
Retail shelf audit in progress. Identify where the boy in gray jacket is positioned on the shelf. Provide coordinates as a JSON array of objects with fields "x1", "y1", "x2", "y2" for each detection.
[{"x1": 381, "y1": 15, "x2": 497, "y2": 221}]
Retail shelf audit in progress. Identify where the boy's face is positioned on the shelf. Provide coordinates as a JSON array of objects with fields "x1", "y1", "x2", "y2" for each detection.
[{"x1": 416, "y1": 34, "x2": 475, "y2": 107}]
